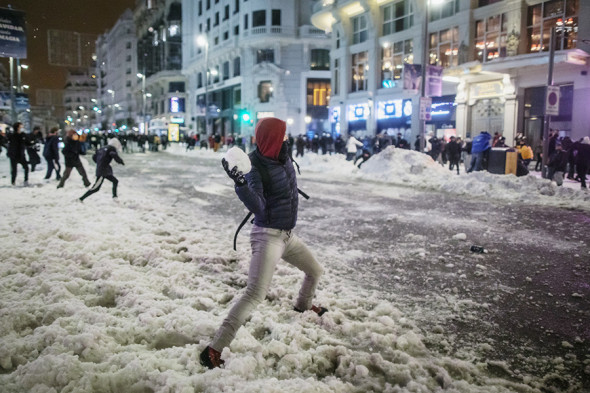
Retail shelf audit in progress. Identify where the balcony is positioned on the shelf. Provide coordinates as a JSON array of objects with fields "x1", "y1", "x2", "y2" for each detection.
[{"x1": 300, "y1": 25, "x2": 329, "y2": 38}]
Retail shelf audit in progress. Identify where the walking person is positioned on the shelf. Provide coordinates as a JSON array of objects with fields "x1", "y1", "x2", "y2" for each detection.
[
  {"x1": 79, "y1": 138, "x2": 125, "y2": 201},
  {"x1": 57, "y1": 130, "x2": 91, "y2": 189},
  {"x1": 7, "y1": 122, "x2": 29, "y2": 186},
  {"x1": 446, "y1": 136, "x2": 461, "y2": 174},
  {"x1": 43, "y1": 127, "x2": 61, "y2": 180},
  {"x1": 200, "y1": 117, "x2": 326, "y2": 369}
]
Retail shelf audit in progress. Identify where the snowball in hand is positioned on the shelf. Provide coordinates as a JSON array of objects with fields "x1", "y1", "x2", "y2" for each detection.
[{"x1": 224, "y1": 146, "x2": 251, "y2": 174}]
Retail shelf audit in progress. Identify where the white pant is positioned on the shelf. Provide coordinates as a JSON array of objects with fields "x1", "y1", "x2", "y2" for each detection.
[{"x1": 210, "y1": 225, "x2": 323, "y2": 351}]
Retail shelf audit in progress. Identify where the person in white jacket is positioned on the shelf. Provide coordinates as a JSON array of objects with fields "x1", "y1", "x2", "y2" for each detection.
[{"x1": 346, "y1": 134, "x2": 364, "y2": 161}]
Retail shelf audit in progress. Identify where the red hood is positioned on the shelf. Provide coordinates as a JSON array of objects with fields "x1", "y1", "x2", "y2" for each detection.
[{"x1": 255, "y1": 117, "x2": 286, "y2": 159}]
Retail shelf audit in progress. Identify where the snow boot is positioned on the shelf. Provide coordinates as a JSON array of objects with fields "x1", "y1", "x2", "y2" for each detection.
[
  {"x1": 200, "y1": 346, "x2": 224, "y2": 369},
  {"x1": 294, "y1": 305, "x2": 328, "y2": 316}
]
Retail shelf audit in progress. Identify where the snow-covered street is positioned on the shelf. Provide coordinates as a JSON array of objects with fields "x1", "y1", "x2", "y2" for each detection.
[{"x1": 1, "y1": 145, "x2": 589, "y2": 392}]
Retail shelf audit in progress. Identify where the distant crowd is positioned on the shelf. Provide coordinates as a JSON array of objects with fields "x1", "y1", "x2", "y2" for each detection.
[{"x1": 2, "y1": 125, "x2": 589, "y2": 190}]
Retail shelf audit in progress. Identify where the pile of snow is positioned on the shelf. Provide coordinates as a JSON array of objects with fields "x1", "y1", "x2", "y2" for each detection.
[{"x1": 296, "y1": 146, "x2": 590, "y2": 210}]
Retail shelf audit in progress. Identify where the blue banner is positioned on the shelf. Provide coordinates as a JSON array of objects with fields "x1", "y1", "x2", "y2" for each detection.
[{"x1": 0, "y1": 8, "x2": 27, "y2": 59}]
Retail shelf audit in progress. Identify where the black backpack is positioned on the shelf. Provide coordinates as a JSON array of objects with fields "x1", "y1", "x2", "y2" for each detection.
[{"x1": 232, "y1": 151, "x2": 308, "y2": 250}]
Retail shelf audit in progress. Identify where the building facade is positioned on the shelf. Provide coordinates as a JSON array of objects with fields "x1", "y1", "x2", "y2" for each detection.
[
  {"x1": 182, "y1": 0, "x2": 331, "y2": 143},
  {"x1": 96, "y1": 9, "x2": 138, "y2": 132},
  {"x1": 312, "y1": 0, "x2": 590, "y2": 148},
  {"x1": 135, "y1": 0, "x2": 186, "y2": 138},
  {"x1": 63, "y1": 68, "x2": 98, "y2": 132}
]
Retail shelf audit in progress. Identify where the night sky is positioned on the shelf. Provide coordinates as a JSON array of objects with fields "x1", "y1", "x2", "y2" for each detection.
[{"x1": 0, "y1": 0, "x2": 136, "y2": 104}]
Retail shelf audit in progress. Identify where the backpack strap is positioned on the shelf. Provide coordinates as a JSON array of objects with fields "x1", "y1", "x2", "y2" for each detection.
[{"x1": 233, "y1": 211, "x2": 253, "y2": 251}]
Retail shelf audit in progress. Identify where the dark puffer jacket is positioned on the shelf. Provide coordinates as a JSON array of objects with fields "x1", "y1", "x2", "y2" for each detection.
[
  {"x1": 62, "y1": 138, "x2": 83, "y2": 167},
  {"x1": 93, "y1": 145, "x2": 124, "y2": 177},
  {"x1": 235, "y1": 148, "x2": 298, "y2": 230}
]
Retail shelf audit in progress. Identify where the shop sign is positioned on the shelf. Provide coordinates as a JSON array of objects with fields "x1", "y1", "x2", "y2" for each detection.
[
  {"x1": 330, "y1": 107, "x2": 340, "y2": 123},
  {"x1": 470, "y1": 81, "x2": 503, "y2": 99},
  {"x1": 168, "y1": 123, "x2": 180, "y2": 142},
  {"x1": 170, "y1": 116, "x2": 184, "y2": 124},
  {"x1": 377, "y1": 99, "x2": 413, "y2": 119},
  {"x1": 347, "y1": 103, "x2": 369, "y2": 121}
]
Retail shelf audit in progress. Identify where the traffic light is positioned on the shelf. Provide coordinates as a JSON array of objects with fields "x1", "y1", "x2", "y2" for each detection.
[{"x1": 240, "y1": 109, "x2": 251, "y2": 123}]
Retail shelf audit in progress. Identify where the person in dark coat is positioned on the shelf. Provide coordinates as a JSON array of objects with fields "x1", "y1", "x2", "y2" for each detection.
[
  {"x1": 428, "y1": 135, "x2": 442, "y2": 162},
  {"x1": 547, "y1": 142, "x2": 569, "y2": 186},
  {"x1": 446, "y1": 136, "x2": 462, "y2": 174},
  {"x1": 57, "y1": 129, "x2": 91, "y2": 189},
  {"x1": 575, "y1": 137, "x2": 590, "y2": 189},
  {"x1": 565, "y1": 138, "x2": 578, "y2": 180},
  {"x1": 201, "y1": 117, "x2": 325, "y2": 369},
  {"x1": 354, "y1": 148, "x2": 372, "y2": 168},
  {"x1": 7, "y1": 122, "x2": 29, "y2": 186},
  {"x1": 26, "y1": 126, "x2": 42, "y2": 172},
  {"x1": 79, "y1": 138, "x2": 125, "y2": 201},
  {"x1": 0, "y1": 130, "x2": 7, "y2": 156},
  {"x1": 295, "y1": 134, "x2": 305, "y2": 157},
  {"x1": 43, "y1": 127, "x2": 61, "y2": 180}
]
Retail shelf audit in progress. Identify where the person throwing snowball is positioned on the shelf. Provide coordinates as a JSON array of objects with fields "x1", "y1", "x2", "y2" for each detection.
[
  {"x1": 200, "y1": 117, "x2": 326, "y2": 369},
  {"x1": 79, "y1": 137, "x2": 124, "y2": 202}
]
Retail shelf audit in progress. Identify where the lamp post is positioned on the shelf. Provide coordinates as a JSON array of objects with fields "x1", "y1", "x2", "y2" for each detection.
[
  {"x1": 137, "y1": 73, "x2": 147, "y2": 134},
  {"x1": 419, "y1": 0, "x2": 447, "y2": 152},
  {"x1": 17, "y1": 62, "x2": 28, "y2": 93},
  {"x1": 197, "y1": 34, "x2": 209, "y2": 137}
]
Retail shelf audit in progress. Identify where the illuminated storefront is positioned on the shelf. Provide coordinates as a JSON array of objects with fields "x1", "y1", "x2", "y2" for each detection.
[{"x1": 376, "y1": 99, "x2": 413, "y2": 138}]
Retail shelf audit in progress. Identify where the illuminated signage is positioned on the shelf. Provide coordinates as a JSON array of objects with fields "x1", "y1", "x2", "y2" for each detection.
[
  {"x1": 430, "y1": 101, "x2": 456, "y2": 117},
  {"x1": 169, "y1": 97, "x2": 185, "y2": 113},
  {"x1": 377, "y1": 99, "x2": 413, "y2": 119},
  {"x1": 330, "y1": 107, "x2": 340, "y2": 123},
  {"x1": 347, "y1": 103, "x2": 369, "y2": 121},
  {"x1": 168, "y1": 123, "x2": 180, "y2": 142},
  {"x1": 170, "y1": 116, "x2": 184, "y2": 123}
]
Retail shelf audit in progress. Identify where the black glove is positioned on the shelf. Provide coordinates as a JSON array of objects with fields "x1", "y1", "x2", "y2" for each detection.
[
  {"x1": 121, "y1": 161, "x2": 125, "y2": 166},
  {"x1": 222, "y1": 158, "x2": 246, "y2": 186}
]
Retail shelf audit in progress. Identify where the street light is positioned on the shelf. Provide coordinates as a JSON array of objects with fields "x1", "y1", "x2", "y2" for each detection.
[
  {"x1": 17, "y1": 62, "x2": 28, "y2": 93},
  {"x1": 197, "y1": 34, "x2": 209, "y2": 136},
  {"x1": 419, "y1": 0, "x2": 447, "y2": 152},
  {"x1": 137, "y1": 73, "x2": 147, "y2": 134}
]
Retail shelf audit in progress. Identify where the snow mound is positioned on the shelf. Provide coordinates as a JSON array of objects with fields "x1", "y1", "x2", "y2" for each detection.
[{"x1": 297, "y1": 146, "x2": 590, "y2": 210}]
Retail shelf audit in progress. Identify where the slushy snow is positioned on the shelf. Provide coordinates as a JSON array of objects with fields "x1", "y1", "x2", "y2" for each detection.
[{"x1": 0, "y1": 144, "x2": 587, "y2": 393}]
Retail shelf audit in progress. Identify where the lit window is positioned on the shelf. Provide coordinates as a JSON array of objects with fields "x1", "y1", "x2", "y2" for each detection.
[
  {"x1": 350, "y1": 51, "x2": 368, "y2": 92},
  {"x1": 381, "y1": 39, "x2": 413, "y2": 88},
  {"x1": 474, "y1": 14, "x2": 508, "y2": 62},
  {"x1": 527, "y1": 0, "x2": 578, "y2": 53},
  {"x1": 429, "y1": 27, "x2": 459, "y2": 68}
]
